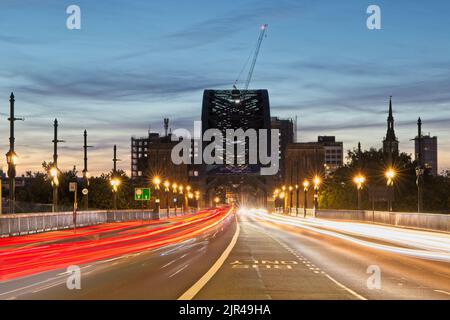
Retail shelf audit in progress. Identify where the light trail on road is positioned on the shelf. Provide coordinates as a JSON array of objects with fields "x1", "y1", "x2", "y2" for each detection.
[
  {"x1": 0, "y1": 207, "x2": 234, "y2": 281},
  {"x1": 240, "y1": 209, "x2": 450, "y2": 262}
]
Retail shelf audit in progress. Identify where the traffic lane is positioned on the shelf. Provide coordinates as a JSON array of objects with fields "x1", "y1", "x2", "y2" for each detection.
[
  {"x1": 194, "y1": 217, "x2": 362, "y2": 300},
  {"x1": 265, "y1": 213, "x2": 450, "y2": 255},
  {"x1": 249, "y1": 215, "x2": 450, "y2": 300},
  {"x1": 0, "y1": 208, "x2": 231, "y2": 281},
  {"x1": 0, "y1": 212, "x2": 203, "y2": 250},
  {"x1": 0, "y1": 213, "x2": 236, "y2": 300}
]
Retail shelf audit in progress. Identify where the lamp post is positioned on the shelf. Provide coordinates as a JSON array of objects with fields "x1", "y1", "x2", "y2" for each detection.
[
  {"x1": 273, "y1": 188, "x2": 280, "y2": 212},
  {"x1": 214, "y1": 196, "x2": 220, "y2": 207},
  {"x1": 295, "y1": 184, "x2": 299, "y2": 216},
  {"x1": 172, "y1": 183, "x2": 178, "y2": 213},
  {"x1": 5, "y1": 151, "x2": 17, "y2": 214},
  {"x1": 82, "y1": 130, "x2": 93, "y2": 211},
  {"x1": 353, "y1": 174, "x2": 366, "y2": 210},
  {"x1": 288, "y1": 186, "x2": 293, "y2": 215},
  {"x1": 416, "y1": 117, "x2": 423, "y2": 213},
  {"x1": 110, "y1": 178, "x2": 121, "y2": 210},
  {"x1": 6, "y1": 93, "x2": 23, "y2": 214},
  {"x1": 164, "y1": 180, "x2": 170, "y2": 212},
  {"x1": 195, "y1": 191, "x2": 200, "y2": 211},
  {"x1": 178, "y1": 185, "x2": 184, "y2": 213},
  {"x1": 303, "y1": 179, "x2": 310, "y2": 218},
  {"x1": 281, "y1": 185, "x2": 286, "y2": 214},
  {"x1": 186, "y1": 185, "x2": 191, "y2": 211},
  {"x1": 152, "y1": 176, "x2": 161, "y2": 213},
  {"x1": 51, "y1": 119, "x2": 64, "y2": 212},
  {"x1": 385, "y1": 168, "x2": 396, "y2": 212},
  {"x1": 279, "y1": 191, "x2": 285, "y2": 213},
  {"x1": 111, "y1": 145, "x2": 121, "y2": 210},
  {"x1": 313, "y1": 176, "x2": 321, "y2": 211}
]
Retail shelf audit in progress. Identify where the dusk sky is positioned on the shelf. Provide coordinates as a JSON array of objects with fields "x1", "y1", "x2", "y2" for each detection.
[{"x1": 1, "y1": 0, "x2": 449, "y2": 175}]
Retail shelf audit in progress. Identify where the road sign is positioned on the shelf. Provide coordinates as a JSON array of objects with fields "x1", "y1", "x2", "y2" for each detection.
[
  {"x1": 82, "y1": 188, "x2": 88, "y2": 195},
  {"x1": 69, "y1": 182, "x2": 77, "y2": 192},
  {"x1": 135, "y1": 188, "x2": 151, "y2": 201}
]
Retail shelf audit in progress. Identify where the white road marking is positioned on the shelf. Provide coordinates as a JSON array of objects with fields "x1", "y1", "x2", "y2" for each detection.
[
  {"x1": 247, "y1": 220, "x2": 368, "y2": 301},
  {"x1": 169, "y1": 264, "x2": 189, "y2": 278},
  {"x1": 434, "y1": 289, "x2": 450, "y2": 296},
  {"x1": 325, "y1": 274, "x2": 367, "y2": 300},
  {"x1": 178, "y1": 215, "x2": 240, "y2": 300}
]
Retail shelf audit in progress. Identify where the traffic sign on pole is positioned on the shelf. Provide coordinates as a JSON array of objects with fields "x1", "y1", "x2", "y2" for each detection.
[{"x1": 135, "y1": 188, "x2": 151, "y2": 201}]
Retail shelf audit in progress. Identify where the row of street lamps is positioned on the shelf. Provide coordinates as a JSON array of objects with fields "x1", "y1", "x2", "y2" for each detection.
[
  {"x1": 273, "y1": 168, "x2": 398, "y2": 215},
  {"x1": 151, "y1": 176, "x2": 201, "y2": 213},
  {"x1": 273, "y1": 175, "x2": 322, "y2": 217}
]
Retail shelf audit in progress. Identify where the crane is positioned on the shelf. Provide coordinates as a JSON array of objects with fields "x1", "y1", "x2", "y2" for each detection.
[{"x1": 233, "y1": 24, "x2": 268, "y2": 91}]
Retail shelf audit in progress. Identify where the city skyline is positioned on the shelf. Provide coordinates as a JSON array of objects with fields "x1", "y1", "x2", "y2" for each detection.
[{"x1": 1, "y1": 0, "x2": 449, "y2": 175}]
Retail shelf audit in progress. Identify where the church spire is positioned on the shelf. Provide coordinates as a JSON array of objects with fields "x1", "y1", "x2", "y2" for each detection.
[{"x1": 383, "y1": 96, "x2": 399, "y2": 162}]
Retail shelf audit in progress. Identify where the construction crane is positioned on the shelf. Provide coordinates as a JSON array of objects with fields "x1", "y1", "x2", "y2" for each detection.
[{"x1": 233, "y1": 24, "x2": 268, "y2": 91}]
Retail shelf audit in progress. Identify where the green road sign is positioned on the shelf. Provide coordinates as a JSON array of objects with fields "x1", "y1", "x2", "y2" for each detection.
[{"x1": 135, "y1": 188, "x2": 151, "y2": 201}]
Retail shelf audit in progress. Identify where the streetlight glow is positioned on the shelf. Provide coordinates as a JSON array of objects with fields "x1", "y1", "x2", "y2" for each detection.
[
  {"x1": 385, "y1": 168, "x2": 396, "y2": 186},
  {"x1": 353, "y1": 174, "x2": 366, "y2": 190}
]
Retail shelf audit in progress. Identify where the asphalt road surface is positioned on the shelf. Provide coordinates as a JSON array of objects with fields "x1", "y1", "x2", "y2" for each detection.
[{"x1": 1, "y1": 207, "x2": 449, "y2": 300}]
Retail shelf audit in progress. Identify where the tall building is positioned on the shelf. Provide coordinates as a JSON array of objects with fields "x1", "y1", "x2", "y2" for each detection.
[
  {"x1": 382, "y1": 96, "x2": 399, "y2": 163},
  {"x1": 317, "y1": 136, "x2": 343, "y2": 173},
  {"x1": 414, "y1": 118, "x2": 438, "y2": 176},
  {"x1": 283, "y1": 142, "x2": 325, "y2": 209},
  {"x1": 271, "y1": 116, "x2": 295, "y2": 177},
  {"x1": 131, "y1": 132, "x2": 160, "y2": 179}
]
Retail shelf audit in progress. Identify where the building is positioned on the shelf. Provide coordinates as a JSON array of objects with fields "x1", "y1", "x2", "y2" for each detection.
[
  {"x1": 271, "y1": 116, "x2": 295, "y2": 178},
  {"x1": 131, "y1": 132, "x2": 160, "y2": 179},
  {"x1": 201, "y1": 89, "x2": 272, "y2": 207},
  {"x1": 382, "y1": 96, "x2": 399, "y2": 163},
  {"x1": 317, "y1": 136, "x2": 343, "y2": 173},
  {"x1": 415, "y1": 118, "x2": 438, "y2": 176},
  {"x1": 282, "y1": 142, "x2": 325, "y2": 210}
]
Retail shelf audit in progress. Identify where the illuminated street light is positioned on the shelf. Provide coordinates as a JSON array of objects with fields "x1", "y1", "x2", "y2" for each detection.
[
  {"x1": 5, "y1": 150, "x2": 18, "y2": 214},
  {"x1": 152, "y1": 176, "x2": 161, "y2": 189},
  {"x1": 164, "y1": 180, "x2": 170, "y2": 190},
  {"x1": 313, "y1": 175, "x2": 322, "y2": 210},
  {"x1": 303, "y1": 179, "x2": 310, "y2": 218},
  {"x1": 110, "y1": 177, "x2": 121, "y2": 210},
  {"x1": 353, "y1": 174, "x2": 366, "y2": 210},
  {"x1": 385, "y1": 168, "x2": 396, "y2": 212},
  {"x1": 385, "y1": 168, "x2": 396, "y2": 186},
  {"x1": 214, "y1": 196, "x2": 220, "y2": 206},
  {"x1": 152, "y1": 176, "x2": 161, "y2": 212},
  {"x1": 288, "y1": 186, "x2": 293, "y2": 213}
]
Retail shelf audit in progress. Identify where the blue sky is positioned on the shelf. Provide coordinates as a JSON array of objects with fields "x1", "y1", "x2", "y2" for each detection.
[{"x1": 0, "y1": 0, "x2": 449, "y2": 175}]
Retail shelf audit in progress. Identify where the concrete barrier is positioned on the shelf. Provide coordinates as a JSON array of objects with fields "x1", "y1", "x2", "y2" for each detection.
[
  {"x1": 315, "y1": 209, "x2": 449, "y2": 233},
  {"x1": 0, "y1": 208, "x2": 195, "y2": 238}
]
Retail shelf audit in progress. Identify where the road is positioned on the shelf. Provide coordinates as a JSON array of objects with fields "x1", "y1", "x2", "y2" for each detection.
[{"x1": 1, "y1": 207, "x2": 449, "y2": 300}]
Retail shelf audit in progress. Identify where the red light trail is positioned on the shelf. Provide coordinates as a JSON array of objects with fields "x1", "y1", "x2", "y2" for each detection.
[{"x1": 0, "y1": 207, "x2": 234, "y2": 281}]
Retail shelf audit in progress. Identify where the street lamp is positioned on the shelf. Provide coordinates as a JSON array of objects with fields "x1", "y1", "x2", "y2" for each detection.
[
  {"x1": 353, "y1": 174, "x2": 366, "y2": 210},
  {"x1": 303, "y1": 179, "x2": 310, "y2": 218},
  {"x1": 5, "y1": 150, "x2": 18, "y2": 214},
  {"x1": 152, "y1": 176, "x2": 161, "y2": 213},
  {"x1": 288, "y1": 186, "x2": 293, "y2": 214},
  {"x1": 214, "y1": 196, "x2": 220, "y2": 206},
  {"x1": 385, "y1": 168, "x2": 396, "y2": 212},
  {"x1": 313, "y1": 176, "x2": 322, "y2": 211},
  {"x1": 295, "y1": 184, "x2": 299, "y2": 216},
  {"x1": 164, "y1": 180, "x2": 170, "y2": 211},
  {"x1": 172, "y1": 183, "x2": 178, "y2": 213},
  {"x1": 110, "y1": 177, "x2": 121, "y2": 210},
  {"x1": 195, "y1": 191, "x2": 200, "y2": 211}
]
